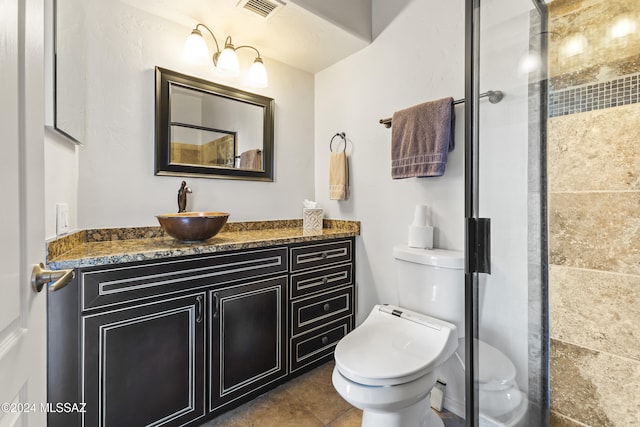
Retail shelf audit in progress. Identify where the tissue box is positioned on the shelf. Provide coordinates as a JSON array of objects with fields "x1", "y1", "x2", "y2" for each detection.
[{"x1": 303, "y1": 208, "x2": 323, "y2": 231}]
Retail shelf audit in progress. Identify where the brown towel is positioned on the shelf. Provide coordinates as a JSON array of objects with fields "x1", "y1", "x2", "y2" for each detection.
[
  {"x1": 329, "y1": 151, "x2": 349, "y2": 200},
  {"x1": 239, "y1": 149, "x2": 262, "y2": 170},
  {"x1": 391, "y1": 97, "x2": 455, "y2": 178}
]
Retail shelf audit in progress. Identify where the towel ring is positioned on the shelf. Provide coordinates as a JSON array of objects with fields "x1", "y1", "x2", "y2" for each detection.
[{"x1": 330, "y1": 132, "x2": 347, "y2": 152}]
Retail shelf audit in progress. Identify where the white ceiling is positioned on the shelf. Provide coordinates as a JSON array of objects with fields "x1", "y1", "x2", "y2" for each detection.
[{"x1": 122, "y1": 0, "x2": 372, "y2": 73}]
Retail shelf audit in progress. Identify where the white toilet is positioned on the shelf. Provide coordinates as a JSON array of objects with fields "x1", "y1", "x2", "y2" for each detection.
[{"x1": 332, "y1": 245, "x2": 527, "y2": 427}]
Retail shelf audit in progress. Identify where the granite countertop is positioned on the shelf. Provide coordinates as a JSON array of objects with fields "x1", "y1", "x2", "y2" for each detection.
[{"x1": 47, "y1": 219, "x2": 360, "y2": 270}]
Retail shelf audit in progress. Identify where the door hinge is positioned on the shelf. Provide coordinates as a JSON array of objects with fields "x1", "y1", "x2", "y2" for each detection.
[{"x1": 466, "y1": 217, "x2": 491, "y2": 274}]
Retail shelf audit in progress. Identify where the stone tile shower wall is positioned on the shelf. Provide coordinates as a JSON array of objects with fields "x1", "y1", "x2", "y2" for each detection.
[{"x1": 547, "y1": 0, "x2": 640, "y2": 426}]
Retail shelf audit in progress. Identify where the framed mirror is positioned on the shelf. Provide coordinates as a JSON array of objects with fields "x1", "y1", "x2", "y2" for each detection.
[
  {"x1": 53, "y1": 0, "x2": 86, "y2": 144},
  {"x1": 155, "y1": 67, "x2": 274, "y2": 181}
]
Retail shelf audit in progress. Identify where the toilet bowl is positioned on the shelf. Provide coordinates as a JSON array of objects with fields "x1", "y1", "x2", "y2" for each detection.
[
  {"x1": 477, "y1": 341, "x2": 528, "y2": 426},
  {"x1": 332, "y1": 246, "x2": 527, "y2": 426},
  {"x1": 332, "y1": 304, "x2": 458, "y2": 427}
]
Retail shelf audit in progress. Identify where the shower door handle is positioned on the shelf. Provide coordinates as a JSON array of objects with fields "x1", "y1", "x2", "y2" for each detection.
[{"x1": 466, "y1": 217, "x2": 491, "y2": 274}]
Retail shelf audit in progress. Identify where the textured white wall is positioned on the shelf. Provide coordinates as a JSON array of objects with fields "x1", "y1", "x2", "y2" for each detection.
[
  {"x1": 48, "y1": 0, "x2": 315, "y2": 231},
  {"x1": 44, "y1": 0, "x2": 79, "y2": 239},
  {"x1": 314, "y1": 0, "x2": 467, "y2": 409},
  {"x1": 44, "y1": 131, "x2": 79, "y2": 239},
  {"x1": 314, "y1": 0, "x2": 533, "y2": 416},
  {"x1": 314, "y1": 0, "x2": 466, "y2": 322}
]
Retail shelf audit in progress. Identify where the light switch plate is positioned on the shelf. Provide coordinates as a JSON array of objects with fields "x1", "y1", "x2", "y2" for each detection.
[{"x1": 56, "y1": 203, "x2": 69, "y2": 235}]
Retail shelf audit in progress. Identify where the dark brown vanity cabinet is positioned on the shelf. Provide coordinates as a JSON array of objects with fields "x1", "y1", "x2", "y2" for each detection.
[
  {"x1": 48, "y1": 247, "x2": 288, "y2": 427},
  {"x1": 48, "y1": 238, "x2": 356, "y2": 427},
  {"x1": 289, "y1": 240, "x2": 355, "y2": 373}
]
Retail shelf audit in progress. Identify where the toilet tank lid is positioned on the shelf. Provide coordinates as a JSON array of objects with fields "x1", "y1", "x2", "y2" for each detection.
[{"x1": 393, "y1": 245, "x2": 464, "y2": 269}]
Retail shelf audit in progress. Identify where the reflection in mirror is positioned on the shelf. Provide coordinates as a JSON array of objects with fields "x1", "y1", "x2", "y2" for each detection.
[
  {"x1": 169, "y1": 84, "x2": 264, "y2": 170},
  {"x1": 54, "y1": 0, "x2": 86, "y2": 143},
  {"x1": 170, "y1": 126, "x2": 237, "y2": 168},
  {"x1": 156, "y1": 67, "x2": 274, "y2": 181}
]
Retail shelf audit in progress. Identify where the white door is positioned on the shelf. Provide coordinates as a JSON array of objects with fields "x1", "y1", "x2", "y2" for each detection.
[{"x1": 0, "y1": 0, "x2": 47, "y2": 426}]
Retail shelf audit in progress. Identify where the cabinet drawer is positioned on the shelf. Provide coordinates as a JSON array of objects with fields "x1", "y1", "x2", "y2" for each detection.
[
  {"x1": 81, "y1": 247, "x2": 287, "y2": 311},
  {"x1": 290, "y1": 263, "x2": 352, "y2": 299},
  {"x1": 290, "y1": 240, "x2": 352, "y2": 272},
  {"x1": 291, "y1": 287, "x2": 354, "y2": 336},
  {"x1": 290, "y1": 317, "x2": 352, "y2": 372}
]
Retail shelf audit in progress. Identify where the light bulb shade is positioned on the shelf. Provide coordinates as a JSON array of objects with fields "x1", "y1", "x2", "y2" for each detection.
[
  {"x1": 183, "y1": 29, "x2": 210, "y2": 64},
  {"x1": 248, "y1": 58, "x2": 268, "y2": 88},
  {"x1": 216, "y1": 45, "x2": 240, "y2": 75}
]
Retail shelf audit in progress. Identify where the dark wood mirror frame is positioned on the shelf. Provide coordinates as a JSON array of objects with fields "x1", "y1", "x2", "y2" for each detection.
[{"x1": 155, "y1": 67, "x2": 275, "y2": 181}]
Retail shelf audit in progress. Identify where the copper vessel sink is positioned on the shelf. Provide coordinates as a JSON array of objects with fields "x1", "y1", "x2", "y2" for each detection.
[{"x1": 157, "y1": 212, "x2": 229, "y2": 242}]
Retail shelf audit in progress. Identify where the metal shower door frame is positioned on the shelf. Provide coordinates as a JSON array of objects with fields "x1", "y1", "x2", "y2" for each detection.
[{"x1": 463, "y1": 1, "x2": 550, "y2": 425}]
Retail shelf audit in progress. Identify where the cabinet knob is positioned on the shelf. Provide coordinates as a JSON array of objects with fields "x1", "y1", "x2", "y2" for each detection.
[
  {"x1": 321, "y1": 336, "x2": 329, "y2": 345},
  {"x1": 321, "y1": 252, "x2": 328, "y2": 259},
  {"x1": 323, "y1": 303, "x2": 331, "y2": 312},
  {"x1": 322, "y1": 277, "x2": 328, "y2": 285}
]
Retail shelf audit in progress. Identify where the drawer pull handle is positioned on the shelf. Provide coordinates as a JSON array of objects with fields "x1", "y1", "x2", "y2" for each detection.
[
  {"x1": 213, "y1": 292, "x2": 220, "y2": 319},
  {"x1": 321, "y1": 252, "x2": 328, "y2": 259},
  {"x1": 322, "y1": 277, "x2": 328, "y2": 285},
  {"x1": 196, "y1": 295, "x2": 204, "y2": 323},
  {"x1": 321, "y1": 336, "x2": 329, "y2": 345},
  {"x1": 323, "y1": 303, "x2": 331, "y2": 312}
]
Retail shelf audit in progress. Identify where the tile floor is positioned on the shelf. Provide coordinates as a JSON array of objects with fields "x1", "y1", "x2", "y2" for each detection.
[{"x1": 200, "y1": 361, "x2": 465, "y2": 427}]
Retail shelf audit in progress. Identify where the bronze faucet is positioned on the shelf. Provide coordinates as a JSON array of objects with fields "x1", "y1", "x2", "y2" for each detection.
[{"x1": 177, "y1": 181, "x2": 192, "y2": 213}]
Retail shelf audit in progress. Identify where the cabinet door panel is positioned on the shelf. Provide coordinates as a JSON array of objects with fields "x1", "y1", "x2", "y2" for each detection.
[
  {"x1": 209, "y1": 276, "x2": 287, "y2": 412},
  {"x1": 83, "y1": 294, "x2": 205, "y2": 427}
]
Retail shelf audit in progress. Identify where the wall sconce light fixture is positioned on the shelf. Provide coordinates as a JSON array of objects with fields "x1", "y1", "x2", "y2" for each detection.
[{"x1": 183, "y1": 23, "x2": 268, "y2": 88}]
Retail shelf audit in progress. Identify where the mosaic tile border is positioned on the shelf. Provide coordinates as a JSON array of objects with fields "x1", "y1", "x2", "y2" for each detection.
[{"x1": 548, "y1": 72, "x2": 640, "y2": 117}]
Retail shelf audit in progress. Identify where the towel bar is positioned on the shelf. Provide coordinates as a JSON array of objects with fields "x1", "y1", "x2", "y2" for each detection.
[{"x1": 379, "y1": 90, "x2": 504, "y2": 128}]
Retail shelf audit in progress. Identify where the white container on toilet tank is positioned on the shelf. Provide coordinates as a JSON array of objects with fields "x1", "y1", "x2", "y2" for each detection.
[
  {"x1": 408, "y1": 205, "x2": 434, "y2": 249},
  {"x1": 393, "y1": 245, "x2": 465, "y2": 337}
]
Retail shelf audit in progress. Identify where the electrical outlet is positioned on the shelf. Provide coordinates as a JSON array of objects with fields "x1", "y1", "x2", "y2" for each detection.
[{"x1": 56, "y1": 203, "x2": 69, "y2": 235}]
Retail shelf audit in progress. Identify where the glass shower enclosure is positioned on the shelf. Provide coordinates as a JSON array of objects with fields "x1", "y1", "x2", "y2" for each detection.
[{"x1": 464, "y1": 0, "x2": 549, "y2": 426}]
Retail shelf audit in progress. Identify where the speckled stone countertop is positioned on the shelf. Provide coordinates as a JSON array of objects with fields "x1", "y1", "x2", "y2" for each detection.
[{"x1": 46, "y1": 219, "x2": 360, "y2": 270}]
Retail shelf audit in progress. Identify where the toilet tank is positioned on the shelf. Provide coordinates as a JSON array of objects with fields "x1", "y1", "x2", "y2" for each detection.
[{"x1": 393, "y1": 245, "x2": 465, "y2": 338}]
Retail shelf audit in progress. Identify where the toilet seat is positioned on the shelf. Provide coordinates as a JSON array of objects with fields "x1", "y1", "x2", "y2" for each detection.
[{"x1": 334, "y1": 305, "x2": 458, "y2": 387}]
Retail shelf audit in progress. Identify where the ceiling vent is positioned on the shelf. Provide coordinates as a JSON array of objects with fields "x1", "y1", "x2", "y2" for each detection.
[{"x1": 236, "y1": 0, "x2": 286, "y2": 20}]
